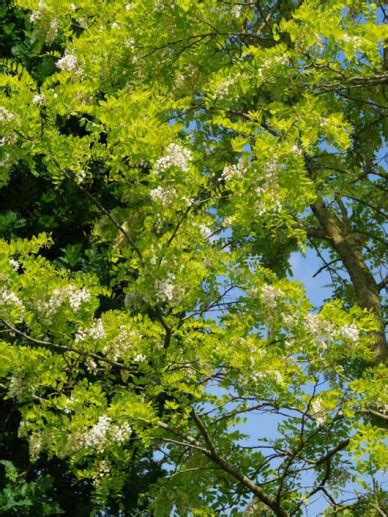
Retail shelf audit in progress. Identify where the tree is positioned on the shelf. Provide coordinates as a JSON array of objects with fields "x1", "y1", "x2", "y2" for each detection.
[{"x1": 0, "y1": 0, "x2": 387, "y2": 515}]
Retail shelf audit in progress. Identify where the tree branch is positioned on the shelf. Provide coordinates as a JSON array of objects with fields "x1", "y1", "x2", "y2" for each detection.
[{"x1": 2, "y1": 320, "x2": 136, "y2": 373}]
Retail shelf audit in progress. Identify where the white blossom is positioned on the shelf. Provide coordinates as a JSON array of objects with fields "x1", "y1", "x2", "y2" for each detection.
[
  {"x1": 291, "y1": 145, "x2": 302, "y2": 155},
  {"x1": 150, "y1": 186, "x2": 177, "y2": 205},
  {"x1": 311, "y1": 397, "x2": 327, "y2": 425},
  {"x1": 75, "y1": 319, "x2": 106, "y2": 343},
  {"x1": 341, "y1": 323, "x2": 359, "y2": 343},
  {"x1": 0, "y1": 134, "x2": 17, "y2": 146},
  {"x1": 93, "y1": 459, "x2": 112, "y2": 489},
  {"x1": 29, "y1": 434, "x2": 43, "y2": 461},
  {"x1": 155, "y1": 278, "x2": 174, "y2": 302},
  {"x1": 63, "y1": 396, "x2": 76, "y2": 414},
  {"x1": 83, "y1": 415, "x2": 131, "y2": 453},
  {"x1": 8, "y1": 376, "x2": 24, "y2": 398},
  {"x1": 263, "y1": 54, "x2": 288, "y2": 71},
  {"x1": 231, "y1": 5, "x2": 242, "y2": 18},
  {"x1": 0, "y1": 106, "x2": 15, "y2": 122},
  {"x1": 9, "y1": 258, "x2": 20, "y2": 271},
  {"x1": 252, "y1": 370, "x2": 283, "y2": 384},
  {"x1": 47, "y1": 18, "x2": 59, "y2": 41},
  {"x1": 69, "y1": 3, "x2": 77, "y2": 11},
  {"x1": 155, "y1": 273, "x2": 182, "y2": 304},
  {"x1": 85, "y1": 358, "x2": 98, "y2": 373},
  {"x1": 223, "y1": 215, "x2": 236, "y2": 227},
  {"x1": 342, "y1": 35, "x2": 361, "y2": 46},
  {"x1": 254, "y1": 159, "x2": 283, "y2": 214},
  {"x1": 153, "y1": 143, "x2": 192, "y2": 174},
  {"x1": 84, "y1": 415, "x2": 112, "y2": 452},
  {"x1": 68, "y1": 287, "x2": 91, "y2": 311},
  {"x1": 57, "y1": 53, "x2": 78, "y2": 72},
  {"x1": 304, "y1": 313, "x2": 321, "y2": 335},
  {"x1": 215, "y1": 76, "x2": 237, "y2": 98},
  {"x1": 32, "y1": 93, "x2": 45, "y2": 106},
  {"x1": 30, "y1": 1, "x2": 46, "y2": 22},
  {"x1": 133, "y1": 353, "x2": 146, "y2": 362},
  {"x1": 125, "y1": 37, "x2": 135, "y2": 48},
  {"x1": 304, "y1": 313, "x2": 336, "y2": 349},
  {"x1": 255, "y1": 190, "x2": 283, "y2": 215},
  {"x1": 0, "y1": 288, "x2": 24, "y2": 309},
  {"x1": 260, "y1": 284, "x2": 284, "y2": 309},
  {"x1": 103, "y1": 325, "x2": 139, "y2": 361},
  {"x1": 199, "y1": 223, "x2": 212, "y2": 239},
  {"x1": 220, "y1": 158, "x2": 247, "y2": 181},
  {"x1": 37, "y1": 285, "x2": 91, "y2": 321},
  {"x1": 282, "y1": 313, "x2": 297, "y2": 328}
]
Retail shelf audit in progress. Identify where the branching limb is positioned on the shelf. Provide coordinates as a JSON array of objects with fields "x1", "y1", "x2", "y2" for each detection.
[{"x1": 1, "y1": 320, "x2": 136, "y2": 373}]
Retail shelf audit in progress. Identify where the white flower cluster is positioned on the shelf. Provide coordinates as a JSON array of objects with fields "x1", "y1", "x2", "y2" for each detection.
[
  {"x1": 282, "y1": 313, "x2": 297, "y2": 328},
  {"x1": 133, "y1": 353, "x2": 146, "y2": 362},
  {"x1": 75, "y1": 319, "x2": 106, "y2": 343},
  {"x1": 215, "y1": 76, "x2": 238, "y2": 98},
  {"x1": 56, "y1": 53, "x2": 79, "y2": 72},
  {"x1": 255, "y1": 187, "x2": 282, "y2": 214},
  {"x1": 231, "y1": 5, "x2": 242, "y2": 18},
  {"x1": 311, "y1": 397, "x2": 327, "y2": 426},
  {"x1": 64, "y1": 286, "x2": 91, "y2": 311},
  {"x1": 153, "y1": 144, "x2": 192, "y2": 174},
  {"x1": 85, "y1": 358, "x2": 98, "y2": 373},
  {"x1": 305, "y1": 315, "x2": 359, "y2": 346},
  {"x1": 155, "y1": 273, "x2": 183, "y2": 304},
  {"x1": 47, "y1": 18, "x2": 59, "y2": 42},
  {"x1": 8, "y1": 376, "x2": 24, "y2": 398},
  {"x1": 32, "y1": 94, "x2": 45, "y2": 106},
  {"x1": 260, "y1": 284, "x2": 284, "y2": 309},
  {"x1": 259, "y1": 54, "x2": 288, "y2": 76},
  {"x1": 0, "y1": 106, "x2": 15, "y2": 122},
  {"x1": 342, "y1": 34, "x2": 361, "y2": 46},
  {"x1": 125, "y1": 37, "x2": 135, "y2": 49},
  {"x1": 0, "y1": 288, "x2": 24, "y2": 309},
  {"x1": 198, "y1": 223, "x2": 212, "y2": 239},
  {"x1": 83, "y1": 415, "x2": 131, "y2": 453},
  {"x1": 220, "y1": 158, "x2": 247, "y2": 181},
  {"x1": 252, "y1": 370, "x2": 283, "y2": 384},
  {"x1": 63, "y1": 396, "x2": 76, "y2": 414},
  {"x1": 37, "y1": 285, "x2": 91, "y2": 321},
  {"x1": 150, "y1": 186, "x2": 177, "y2": 205},
  {"x1": 9, "y1": 259, "x2": 20, "y2": 271},
  {"x1": 291, "y1": 144, "x2": 302, "y2": 156},
  {"x1": 29, "y1": 433, "x2": 43, "y2": 461},
  {"x1": 102, "y1": 325, "x2": 139, "y2": 361},
  {"x1": 30, "y1": 0, "x2": 46, "y2": 22},
  {"x1": 304, "y1": 313, "x2": 334, "y2": 349},
  {"x1": 93, "y1": 459, "x2": 111, "y2": 488},
  {"x1": 0, "y1": 134, "x2": 17, "y2": 147},
  {"x1": 340, "y1": 323, "x2": 359, "y2": 343},
  {"x1": 305, "y1": 313, "x2": 323, "y2": 335},
  {"x1": 255, "y1": 159, "x2": 283, "y2": 215}
]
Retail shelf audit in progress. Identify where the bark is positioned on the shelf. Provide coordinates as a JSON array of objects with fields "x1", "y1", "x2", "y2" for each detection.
[{"x1": 311, "y1": 198, "x2": 386, "y2": 362}]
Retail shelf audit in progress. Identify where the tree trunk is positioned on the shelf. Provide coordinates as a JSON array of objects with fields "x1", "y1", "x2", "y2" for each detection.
[{"x1": 311, "y1": 198, "x2": 386, "y2": 363}]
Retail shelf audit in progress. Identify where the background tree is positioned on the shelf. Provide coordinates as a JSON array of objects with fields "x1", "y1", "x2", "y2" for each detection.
[{"x1": 0, "y1": 0, "x2": 387, "y2": 515}]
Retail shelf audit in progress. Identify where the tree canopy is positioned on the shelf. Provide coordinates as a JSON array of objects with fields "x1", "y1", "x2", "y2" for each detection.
[{"x1": 0, "y1": 0, "x2": 387, "y2": 515}]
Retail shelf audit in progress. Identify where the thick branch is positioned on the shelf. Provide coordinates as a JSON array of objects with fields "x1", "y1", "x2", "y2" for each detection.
[
  {"x1": 190, "y1": 411, "x2": 288, "y2": 517},
  {"x1": 310, "y1": 196, "x2": 386, "y2": 362}
]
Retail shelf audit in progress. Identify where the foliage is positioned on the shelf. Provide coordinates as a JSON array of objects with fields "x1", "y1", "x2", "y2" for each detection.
[
  {"x1": 0, "y1": 460, "x2": 62, "y2": 515},
  {"x1": 0, "y1": 0, "x2": 387, "y2": 515}
]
